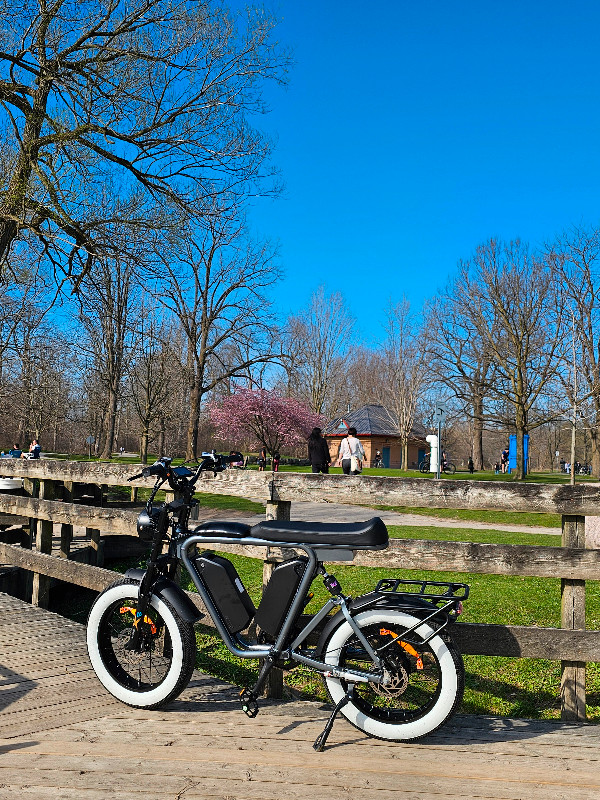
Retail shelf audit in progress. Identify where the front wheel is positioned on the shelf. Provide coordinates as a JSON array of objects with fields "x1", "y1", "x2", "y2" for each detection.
[
  {"x1": 87, "y1": 580, "x2": 196, "y2": 709},
  {"x1": 443, "y1": 462, "x2": 456, "y2": 475},
  {"x1": 419, "y1": 459, "x2": 429, "y2": 473},
  {"x1": 322, "y1": 609, "x2": 464, "y2": 741}
]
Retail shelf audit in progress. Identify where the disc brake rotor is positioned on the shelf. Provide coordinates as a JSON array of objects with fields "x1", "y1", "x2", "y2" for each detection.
[{"x1": 372, "y1": 662, "x2": 410, "y2": 697}]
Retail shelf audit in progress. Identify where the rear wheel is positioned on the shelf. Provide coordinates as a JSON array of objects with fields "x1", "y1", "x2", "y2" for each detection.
[
  {"x1": 444, "y1": 462, "x2": 456, "y2": 474},
  {"x1": 322, "y1": 609, "x2": 464, "y2": 741},
  {"x1": 87, "y1": 580, "x2": 196, "y2": 709},
  {"x1": 419, "y1": 459, "x2": 429, "y2": 473}
]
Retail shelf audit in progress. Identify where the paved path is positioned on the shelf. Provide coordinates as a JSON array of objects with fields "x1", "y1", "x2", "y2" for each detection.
[
  {"x1": 236, "y1": 501, "x2": 562, "y2": 536},
  {"x1": 1, "y1": 593, "x2": 598, "y2": 799}
]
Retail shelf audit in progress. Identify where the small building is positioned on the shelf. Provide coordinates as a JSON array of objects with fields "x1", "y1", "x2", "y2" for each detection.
[{"x1": 323, "y1": 404, "x2": 428, "y2": 469}]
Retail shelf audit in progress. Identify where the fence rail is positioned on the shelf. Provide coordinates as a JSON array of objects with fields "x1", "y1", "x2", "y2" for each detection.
[{"x1": 0, "y1": 458, "x2": 599, "y2": 721}]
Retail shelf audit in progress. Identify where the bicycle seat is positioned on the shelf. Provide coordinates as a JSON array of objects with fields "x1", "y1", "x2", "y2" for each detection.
[{"x1": 250, "y1": 517, "x2": 389, "y2": 549}]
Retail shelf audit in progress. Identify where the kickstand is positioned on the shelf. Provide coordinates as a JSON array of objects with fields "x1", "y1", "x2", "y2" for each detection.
[{"x1": 313, "y1": 687, "x2": 354, "y2": 752}]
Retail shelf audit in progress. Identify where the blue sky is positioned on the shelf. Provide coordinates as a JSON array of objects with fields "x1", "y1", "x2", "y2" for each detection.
[{"x1": 246, "y1": 1, "x2": 600, "y2": 342}]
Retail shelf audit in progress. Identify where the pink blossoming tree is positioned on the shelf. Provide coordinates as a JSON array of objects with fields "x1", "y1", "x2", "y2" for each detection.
[{"x1": 209, "y1": 388, "x2": 323, "y2": 460}]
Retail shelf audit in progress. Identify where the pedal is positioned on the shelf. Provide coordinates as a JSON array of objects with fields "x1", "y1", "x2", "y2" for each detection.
[{"x1": 239, "y1": 688, "x2": 259, "y2": 718}]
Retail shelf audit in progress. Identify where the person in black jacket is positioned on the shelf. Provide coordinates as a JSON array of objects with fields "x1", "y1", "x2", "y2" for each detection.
[{"x1": 308, "y1": 427, "x2": 331, "y2": 473}]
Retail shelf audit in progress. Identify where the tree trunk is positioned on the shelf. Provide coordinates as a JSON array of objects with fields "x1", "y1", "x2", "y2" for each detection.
[
  {"x1": 101, "y1": 385, "x2": 118, "y2": 459},
  {"x1": 187, "y1": 381, "x2": 201, "y2": 460},
  {"x1": 590, "y1": 427, "x2": 600, "y2": 478},
  {"x1": 472, "y1": 396, "x2": 485, "y2": 470},
  {"x1": 158, "y1": 416, "x2": 166, "y2": 457},
  {"x1": 514, "y1": 403, "x2": 527, "y2": 481},
  {"x1": 140, "y1": 420, "x2": 150, "y2": 464}
]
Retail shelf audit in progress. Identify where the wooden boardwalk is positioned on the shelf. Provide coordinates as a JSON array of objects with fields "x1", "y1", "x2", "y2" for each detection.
[{"x1": 1, "y1": 593, "x2": 600, "y2": 799}]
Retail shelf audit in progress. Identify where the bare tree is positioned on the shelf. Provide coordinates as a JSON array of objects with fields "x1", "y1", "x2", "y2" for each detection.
[
  {"x1": 462, "y1": 239, "x2": 562, "y2": 479},
  {"x1": 0, "y1": 0, "x2": 289, "y2": 283},
  {"x1": 376, "y1": 299, "x2": 429, "y2": 468},
  {"x1": 428, "y1": 283, "x2": 496, "y2": 469},
  {"x1": 284, "y1": 287, "x2": 354, "y2": 416},
  {"x1": 546, "y1": 224, "x2": 600, "y2": 476},
  {"x1": 77, "y1": 254, "x2": 138, "y2": 458},
  {"x1": 129, "y1": 311, "x2": 172, "y2": 463},
  {"x1": 151, "y1": 215, "x2": 281, "y2": 459}
]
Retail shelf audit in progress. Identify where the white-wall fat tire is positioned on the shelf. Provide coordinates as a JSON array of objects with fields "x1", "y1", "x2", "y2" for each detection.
[
  {"x1": 323, "y1": 609, "x2": 464, "y2": 741},
  {"x1": 87, "y1": 580, "x2": 196, "y2": 709}
]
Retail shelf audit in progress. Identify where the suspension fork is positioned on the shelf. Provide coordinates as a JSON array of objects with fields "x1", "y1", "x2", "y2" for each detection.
[{"x1": 124, "y1": 509, "x2": 169, "y2": 651}]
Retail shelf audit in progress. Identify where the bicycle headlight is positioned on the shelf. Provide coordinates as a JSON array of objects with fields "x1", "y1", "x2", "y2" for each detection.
[{"x1": 137, "y1": 505, "x2": 162, "y2": 542}]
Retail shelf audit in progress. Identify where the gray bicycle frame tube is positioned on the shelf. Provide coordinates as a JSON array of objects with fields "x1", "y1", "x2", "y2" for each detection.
[
  {"x1": 178, "y1": 533, "x2": 384, "y2": 682},
  {"x1": 179, "y1": 533, "x2": 321, "y2": 659}
]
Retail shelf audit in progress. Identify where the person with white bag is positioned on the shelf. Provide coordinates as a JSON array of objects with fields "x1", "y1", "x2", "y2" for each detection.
[{"x1": 336, "y1": 427, "x2": 365, "y2": 475}]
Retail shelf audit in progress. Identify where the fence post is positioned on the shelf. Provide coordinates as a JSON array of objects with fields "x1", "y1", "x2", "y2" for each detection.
[
  {"x1": 60, "y1": 481, "x2": 74, "y2": 559},
  {"x1": 31, "y1": 480, "x2": 55, "y2": 608},
  {"x1": 86, "y1": 484, "x2": 104, "y2": 566},
  {"x1": 261, "y1": 499, "x2": 292, "y2": 699},
  {"x1": 561, "y1": 514, "x2": 586, "y2": 721}
]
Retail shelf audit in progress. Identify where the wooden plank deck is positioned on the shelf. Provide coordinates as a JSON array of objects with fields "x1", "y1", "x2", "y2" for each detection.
[{"x1": 1, "y1": 593, "x2": 600, "y2": 799}]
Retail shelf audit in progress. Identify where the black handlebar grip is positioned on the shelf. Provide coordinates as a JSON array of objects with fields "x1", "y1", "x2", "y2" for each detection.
[{"x1": 141, "y1": 462, "x2": 166, "y2": 478}]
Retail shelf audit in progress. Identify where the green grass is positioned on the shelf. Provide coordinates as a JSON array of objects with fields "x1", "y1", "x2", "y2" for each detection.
[
  {"x1": 249, "y1": 464, "x2": 597, "y2": 484},
  {"x1": 371, "y1": 505, "x2": 562, "y2": 528},
  {"x1": 193, "y1": 493, "x2": 263, "y2": 514},
  {"x1": 106, "y1": 484, "x2": 263, "y2": 514},
  {"x1": 385, "y1": 524, "x2": 561, "y2": 546},
  {"x1": 181, "y1": 522, "x2": 600, "y2": 721}
]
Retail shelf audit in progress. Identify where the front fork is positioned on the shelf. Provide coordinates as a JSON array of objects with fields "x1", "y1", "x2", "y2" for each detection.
[{"x1": 123, "y1": 528, "x2": 175, "y2": 651}]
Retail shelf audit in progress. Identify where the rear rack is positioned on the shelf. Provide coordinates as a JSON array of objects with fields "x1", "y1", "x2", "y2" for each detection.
[
  {"x1": 375, "y1": 578, "x2": 470, "y2": 604},
  {"x1": 373, "y1": 578, "x2": 470, "y2": 647}
]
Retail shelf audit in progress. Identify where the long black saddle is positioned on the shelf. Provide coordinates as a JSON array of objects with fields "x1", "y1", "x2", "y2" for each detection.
[{"x1": 192, "y1": 516, "x2": 389, "y2": 549}]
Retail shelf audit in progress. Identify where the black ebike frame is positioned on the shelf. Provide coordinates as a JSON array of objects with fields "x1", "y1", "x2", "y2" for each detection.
[{"x1": 178, "y1": 533, "x2": 386, "y2": 685}]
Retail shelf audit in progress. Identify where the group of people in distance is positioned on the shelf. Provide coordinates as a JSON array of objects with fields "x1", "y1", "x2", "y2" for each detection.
[
  {"x1": 307, "y1": 426, "x2": 365, "y2": 476},
  {"x1": 1, "y1": 439, "x2": 41, "y2": 459}
]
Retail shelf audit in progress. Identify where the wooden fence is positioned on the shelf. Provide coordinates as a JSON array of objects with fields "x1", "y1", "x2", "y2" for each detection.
[{"x1": 0, "y1": 458, "x2": 599, "y2": 722}]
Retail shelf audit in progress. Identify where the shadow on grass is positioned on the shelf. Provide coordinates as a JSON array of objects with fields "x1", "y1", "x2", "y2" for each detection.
[{"x1": 462, "y1": 670, "x2": 561, "y2": 719}]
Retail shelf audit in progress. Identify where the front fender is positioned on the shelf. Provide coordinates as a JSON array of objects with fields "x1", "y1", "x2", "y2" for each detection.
[
  {"x1": 314, "y1": 591, "x2": 449, "y2": 660},
  {"x1": 125, "y1": 568, "x2": 203, "y2": 624}
]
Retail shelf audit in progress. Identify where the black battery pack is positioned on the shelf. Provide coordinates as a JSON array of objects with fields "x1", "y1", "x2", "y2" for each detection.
[
  {"x1": 194, "y1": 552, "x2": 256, "y2": 633},
  {"x1": 254, "y1": 556, "x2": 309, "y2": 638}
]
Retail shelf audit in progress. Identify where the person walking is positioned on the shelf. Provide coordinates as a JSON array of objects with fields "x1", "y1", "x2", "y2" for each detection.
[
  {"x1": 336, "y1": 427, "x2": 365, "y2": 475},
  {"x1": 257, "y1": 447, "x2": 267, "y2": 471},
  {"x1": 468, "y1": 456, "x2": 474, "y2": 474},
  {"x1": 501, "y1": 448, "x2": 509, "y2": 474},
  {"x1": 307, "y1": 428, "x2": 331, "y2": 474}
]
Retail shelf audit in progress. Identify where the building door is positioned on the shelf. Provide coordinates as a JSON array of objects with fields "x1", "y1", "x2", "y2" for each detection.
[{"x1": 382, "y1": 447, "x2": 390, "y2": 468}]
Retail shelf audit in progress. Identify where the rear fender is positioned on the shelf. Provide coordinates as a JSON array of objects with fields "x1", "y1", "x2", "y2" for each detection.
[
  {"x1": 125, "y1": 568, "x2": 203, "y2": 624},
  {"x1": 314, "y1": 591, "x2": 448, "y2": 660}
]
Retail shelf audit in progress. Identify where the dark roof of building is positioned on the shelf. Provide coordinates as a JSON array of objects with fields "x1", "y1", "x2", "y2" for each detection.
[{"x1": 323, "y1": 404, "x2": 427, "y2": 440}]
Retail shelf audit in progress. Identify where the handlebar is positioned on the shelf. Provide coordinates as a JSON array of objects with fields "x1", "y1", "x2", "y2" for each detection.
[
  {"x1": 127, "y1": 452, "x2": 241, "y2": 487},
  {"x1": 127, "y1": 457, "x2": 172, "y2": 482}
]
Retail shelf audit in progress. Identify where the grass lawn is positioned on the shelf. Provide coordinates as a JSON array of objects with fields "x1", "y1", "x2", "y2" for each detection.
[
  {"x1": 183, "y1": 524, "x2": 600, "y2": 721},
  {"x1": 372, "y1": 505, "x2": 562, "y2": 528}
]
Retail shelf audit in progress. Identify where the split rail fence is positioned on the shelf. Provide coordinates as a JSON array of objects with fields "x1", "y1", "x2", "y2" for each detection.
[{"x1": 0, "y1": 458, "x2": 600, "y2": 722}]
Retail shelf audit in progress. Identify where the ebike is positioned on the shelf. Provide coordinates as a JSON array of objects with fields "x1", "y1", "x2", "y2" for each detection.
[{"x1": 86, "y1": 457, "x2": 469, "y2": 749}]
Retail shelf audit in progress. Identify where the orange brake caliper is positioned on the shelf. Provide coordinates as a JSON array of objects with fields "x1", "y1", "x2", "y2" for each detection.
[
  {"x1": 380, "y1": 628, "x2": 424, "y2": 670},
  {"x1": 120, "y1": 606, "x2": 157, "y2": 635}
]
